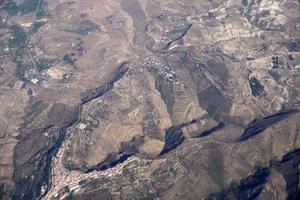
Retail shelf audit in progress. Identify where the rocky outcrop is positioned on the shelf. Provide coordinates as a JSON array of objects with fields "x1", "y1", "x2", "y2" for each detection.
[
  {"x1": 160, "y1": 125, "x2": 185, "y2": 155},
  {"x1": 81, "y1": 62, "x2": 129, "y2": 104},
  {"x1": 240, "y1": 109, "x2": 298, "y2": 141},
  {"x1": 206, "y1": 149, "x2": 300, "y2": 200}
]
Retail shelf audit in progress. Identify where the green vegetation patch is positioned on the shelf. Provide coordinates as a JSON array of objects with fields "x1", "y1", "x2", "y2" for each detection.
[
  {"x1": 36, "y1": 58, "x2": 55, "y2": 71},
  {"x1": 15, "y1": 62, "x2": 31, "y2": 81},
  {"x1": 249, "y1": 77, "x2": 264, "y2": 97},
  {"x1": 2, "y1": 0, "x2": 19, "y2": 17},
  {"x1": 8, "y1": 25, "x2": 30, "y2": 81},
  {"x1": 19, "y1": 0, "x2": 40, "y2": 14},
  {"x1": 2, "y1": 0, "x2": 48, "y2": 17},
  {"x1": 29, "y1": 21, "x2": 46, "y2": 35},
  {"x1": 7, "y1": 25, "x2": 50, "y2": 81},
  {"x1": 19, "y1": 0, "x2": 47, "y2": 16},
  {"x1": 8, "y1": 25, "x2": 27, "y2": 49}
]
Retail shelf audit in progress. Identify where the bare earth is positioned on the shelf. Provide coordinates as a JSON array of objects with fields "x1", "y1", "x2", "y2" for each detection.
[{"x1": 0, "y1": 0, "x2": 300, "y2": 199}]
